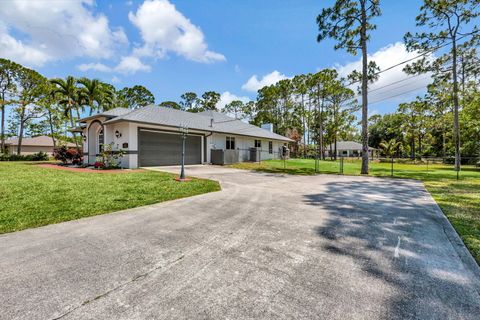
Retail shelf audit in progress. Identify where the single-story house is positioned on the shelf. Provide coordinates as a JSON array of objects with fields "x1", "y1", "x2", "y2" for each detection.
[
  {"x1": 4, "y1": 136, "x2": 76, "y2": 155},
  {"x1": 327, "y1": 141, "x2": 379, "y2": 158},
  {"x1": 78, "y1": 105, "x2": 292, "y2": 169}
]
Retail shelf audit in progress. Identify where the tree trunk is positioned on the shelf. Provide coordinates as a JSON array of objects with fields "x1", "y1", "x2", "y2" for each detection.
[
  {"x1": 334, "y1": 103, "x2": 338, "y2": 161},
  {"x1": 69, "y1": 108, "x2": 79, "y2": 149},
  {"x1": 418, "y1": 135, "x2": 422, "y2": 157},
  {"x1": 317, "y1": 85, "x2": 324, "y2": 160},
  {"x1": 89, "y1": 100, "x2": 94, "y2": 116},
  {"x1": 334, "y1": 135, "x2": 338, "y2": 161},
  {"x1": 307, "y1": 97, "x2": 311, "y2": 145},
  {"x1": 411, "y1": 136, "x2": 415, "y2": 160},
  {"x1": 452, "y1": 37, "x2": 461, "y2": 172},
  {"x1": 17, "y1": 105, "x2": 26, "y2": 155},
  {"x1": 0, "y1": 96, "x2": 5, "y2": 153},
  {"x1": 442, "y1": 128, "x2": 446, "y2": 158},
  {"x1": 47, "y1": 109, "x2": 56, "y2": 148},
  {"x1": 360, "y1": 2, "x2": 369, "y2": 174},
  {"x1": 301, "y1": 94, "x2": 306, "y2": 158}
]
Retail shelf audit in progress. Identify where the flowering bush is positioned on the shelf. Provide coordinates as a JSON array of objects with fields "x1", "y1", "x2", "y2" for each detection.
[
  {"x1": 94, "y1": 161, "x2": 105, "y2": 169},
  {"x1": 98, "y1": 143, "x2": 124, "y2": 169},
  {"x1": 53, "y1": 146, "x2": 83, "y2": 165}
]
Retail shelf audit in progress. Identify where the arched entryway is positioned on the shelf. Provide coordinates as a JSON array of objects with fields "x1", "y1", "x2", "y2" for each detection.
[{"x1": 87, "y1": 121, "x2": 103, "y2": 164}]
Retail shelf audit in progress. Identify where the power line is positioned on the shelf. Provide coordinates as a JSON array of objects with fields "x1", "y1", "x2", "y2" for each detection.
[
  {"x1": 369, "y1": 73, "x2": 430, "y2": 93},
  {"x1": 345, "y1": 31, "x2": 480, "y2": 87},
  {"x1": 344, "y1": 61, "x2": 480, "y2": 106},
  {"x1": 369, "y1": 84, "x2": 431, "y2": 105}
]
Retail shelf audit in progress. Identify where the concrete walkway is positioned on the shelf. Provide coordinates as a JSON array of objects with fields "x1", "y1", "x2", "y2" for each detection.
[{"x1": 1, "y1": 166, "x2": 479, "y2": 319}]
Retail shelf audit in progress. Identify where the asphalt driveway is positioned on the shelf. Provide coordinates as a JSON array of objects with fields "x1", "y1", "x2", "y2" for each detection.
[{"x1": 1, "y1": 166, "x2": 479, "y2": 319}]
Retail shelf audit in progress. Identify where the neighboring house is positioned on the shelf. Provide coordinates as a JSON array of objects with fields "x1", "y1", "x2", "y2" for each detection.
[
  {"x1": 327, "y1": 141, "x2": 379, "y2": 158},
  {"x1": 78, "y1": 105, "x2": 292, "y2": 169},
  {"x1": 4, "y1": 136, "x2": 76, "y2": 155}
]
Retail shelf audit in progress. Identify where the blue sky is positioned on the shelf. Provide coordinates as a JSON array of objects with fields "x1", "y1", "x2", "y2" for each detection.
[{"x1": 0, "y1": 0, "x2": 430, "y2": 115}]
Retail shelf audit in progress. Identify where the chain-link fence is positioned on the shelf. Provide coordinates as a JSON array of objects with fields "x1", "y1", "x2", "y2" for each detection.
[{"x1": 242, "y1": 155, "x2": 480, "y2": 180}]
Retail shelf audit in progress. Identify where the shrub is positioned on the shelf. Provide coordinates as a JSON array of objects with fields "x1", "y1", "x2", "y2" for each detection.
[
  {"x1": 53, "y1": 146, "x2": 83, "y2": 165},
  {"x1": 30, "y1": 151, "x2": 49, "y2": 161},
  {"x1": 94, "y1": 161, "x2": 105, "y2": 169},
  {"x1": 98, "y1": 143, "x2": 124, "y2": 169},
  {"x1": 443, "y1": 157, "x2": 478, "y2": 165},
  {"x1": 0, "y1": 152, "x2": 49, "y2": 161},
  {"x1": 53, "y1": 146, "x2": 69, "y2": 164}
]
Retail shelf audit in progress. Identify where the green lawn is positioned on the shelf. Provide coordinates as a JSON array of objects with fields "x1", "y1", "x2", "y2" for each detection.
[
  {"x1": 231, "y1": 159, "x2": 480, "y2": 264},
  {"x1": 0, "y1": 162, "x2": 220, "y2": 234}
]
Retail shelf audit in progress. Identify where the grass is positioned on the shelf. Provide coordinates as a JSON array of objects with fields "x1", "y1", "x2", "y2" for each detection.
[
  {"x1": 0, "y1": 162, "x2": 220, "y2": 234},
  {"x1": 230, "y1": 158, "x2": 480, "y2": 264}
]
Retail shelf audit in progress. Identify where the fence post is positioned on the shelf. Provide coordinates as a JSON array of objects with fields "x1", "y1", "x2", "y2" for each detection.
[
  {"x1": 340, "y1": 156, "x2": 344, "y2": 174},
  {"x1": 391, "y1": 156, "x2": 394, "y2": 177},
  {"x1": 426, "y1": 158, "x2": 429, "y2": 174}
]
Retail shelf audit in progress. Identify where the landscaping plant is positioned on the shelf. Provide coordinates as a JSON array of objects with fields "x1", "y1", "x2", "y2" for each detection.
[
  {"x1": 53, "y1": 145, "x2": 82, "y2": 165},
  {"x1": 96, "y1": 142, "x2": 125, "y2": 169}
]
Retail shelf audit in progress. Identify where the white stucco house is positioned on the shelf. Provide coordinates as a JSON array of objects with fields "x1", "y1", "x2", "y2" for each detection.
[
  {"x1": 77, "y1": 105, "x2": 291, "y2": 169},
  {"x1": 327, "y1": 141, "x2": 379, "y2": 158}
]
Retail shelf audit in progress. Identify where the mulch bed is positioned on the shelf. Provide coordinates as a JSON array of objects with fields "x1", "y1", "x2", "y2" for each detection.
[{"x1": 37, "y1": 164, "x2": 145, "y2": 174}]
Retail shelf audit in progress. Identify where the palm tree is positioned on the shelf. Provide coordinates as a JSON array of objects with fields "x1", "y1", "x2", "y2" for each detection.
[
  {"x1": 77, "y1": 77, "x2": 104, "y2": 116},
  {"x1": 98, "y1": 82, "x2": 115, "y2": 112},
  {"x1": 379, "y1": 139, "x2": 403, "y2": 158},
  {"x1": 50, "y1": 76, "x2": 80, "y2": 148}
]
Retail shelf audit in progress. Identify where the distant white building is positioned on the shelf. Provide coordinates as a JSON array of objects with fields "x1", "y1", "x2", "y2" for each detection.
[{"x1": 327, "y1": 141, "x2": 379, "y2": 158}]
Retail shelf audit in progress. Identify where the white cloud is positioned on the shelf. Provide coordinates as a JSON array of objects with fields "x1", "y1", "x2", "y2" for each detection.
[
  {"x1": 77, "y1": 62, "x2": 112, "y2": 72},
  {"x1": 335, "y1": 42, "x2": 433, "y2": 103},
  {"x1": 114, "y1": 56, "x2": 151, "y2": 74},
  {"x1": 77, "y1": 56, "x2": 151, "y2": 75},
  {"x1": 111, "y1": 76, "x2": 121, "y2": 84},
  {"x1": 217, "y1": 91, "x2": 250, "y2": 110},
  {"x1": 128, "y1": 0, "x2": 225, "y2": 63},
  {"x1": 241, "y1": 70, "x2": 290, "y2": 93},
  {"x1": 0, "y1": 24, "x2": 51, "y2": 66},
  {"x1": 0, "y1": 0, "x2": 127, "y2": 66}
]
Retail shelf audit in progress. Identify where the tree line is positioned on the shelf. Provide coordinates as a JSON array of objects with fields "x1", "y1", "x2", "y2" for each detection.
[
  {"x1": 1, "y1": 0, "x2": 479, "y2": 171},
  {"x1": 0, "y1": 59, "x2": 238, "y2": 154}
]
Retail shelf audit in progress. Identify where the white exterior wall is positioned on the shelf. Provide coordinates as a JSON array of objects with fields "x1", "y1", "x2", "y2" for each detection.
[
  {"x1": 207, "y1": 133, "x2": 285, "y2": 163},
  {"x1": 83, "y1": 119, "x2": 287, "y2": 168}
]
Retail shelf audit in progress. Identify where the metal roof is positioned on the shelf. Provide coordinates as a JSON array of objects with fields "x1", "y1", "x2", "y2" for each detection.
[
  {"x1": 78, "y1": 108, "x2": 131, "y2": 123},
  {"x1": 103, "y1": 105, "x2": 292, "y2": 142}
]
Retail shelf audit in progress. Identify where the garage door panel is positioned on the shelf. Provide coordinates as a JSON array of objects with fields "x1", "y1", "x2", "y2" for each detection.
[{"x1": 139, "y1": 130, "x2": 202, "y2": 166}]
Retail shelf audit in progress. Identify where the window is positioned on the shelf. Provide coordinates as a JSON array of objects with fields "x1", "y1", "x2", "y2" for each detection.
[
  {"x1": 98, "y1": 129, "x2": 104, "y2": 153},
  {"x1": 254, "y1": 139, "x2": 261, "y2": 148},
  {"x1": 269, "y1": 141, "x2": 273, "y2": 154},
  {"x1": 226, "y1": 136, "x2": 235, "y2": 150}
]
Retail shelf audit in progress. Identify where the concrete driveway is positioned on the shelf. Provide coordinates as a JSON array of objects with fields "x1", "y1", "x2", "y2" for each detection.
[{"x1": 1, "y1": 166, "x2": 479, "y2": 320}]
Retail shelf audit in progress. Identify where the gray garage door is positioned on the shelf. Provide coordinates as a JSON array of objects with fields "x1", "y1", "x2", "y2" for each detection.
[{"x1": 138, "y1": 130, "x2": 202, "y2": 166}]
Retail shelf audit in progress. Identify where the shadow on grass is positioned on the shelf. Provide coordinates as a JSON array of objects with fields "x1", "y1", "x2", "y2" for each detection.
[{"x1": 304, "y1": 179, "x2": 480, "y2": 318}]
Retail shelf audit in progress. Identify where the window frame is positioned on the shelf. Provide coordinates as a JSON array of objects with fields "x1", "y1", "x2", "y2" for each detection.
[
  {"x1": 226, "y1": 136, "x2": 236, "y2": 150},
  {"x1": 98, "y1": 128, "x2": 104, "y2": 154},
  {"x1": 254, "y1": 139, "x2": 262, "y2": 148},
  {"x1": 268, "y1": 141, "x2": 273, "y2": 154}
]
